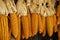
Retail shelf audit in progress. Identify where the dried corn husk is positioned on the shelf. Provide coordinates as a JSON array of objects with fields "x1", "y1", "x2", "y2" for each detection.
[{"x1": 16, "y1": 0, "x2": 29, "y2": 39}]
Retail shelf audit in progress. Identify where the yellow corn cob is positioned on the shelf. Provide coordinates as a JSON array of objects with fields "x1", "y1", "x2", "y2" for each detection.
[
  {"x1": 0, "y1": 15, "x2": 9, "y2": 40},
  {"x1": 9, "y1": 13, "x2": 19, "y2": 38},
  {"x1": 4, "y1": 15, "x2": 10, "y2": 40},
  {"x1": 46, "y1": 16, "x2": 53, "y2": 37},
  {"x1": 0, "y1": 15, "x2": 5, "y2": 40},
  {"x1": 31, "y1": 13, "x2": 38, "y2": 36},
  {"x1": 41, "y1": 16, "x2": 46, "y2": 37},
  {"x1": 21, "y1": 15, "x2": 29, "y2": 39},
  {"x1": 53, "y1": 15, "x2": 57, "y2": 33},
  {"x1": 0, "y1": 16, "x2": 1, "y2": 40},
  {"x1": 38, "y1": 14, "x2": 44, "y2": 33},
  {"x1": 0, "y1": 16, "x2": 3, "y2": 40},
  {"x1": 15, "y1": 17, "x2": 21, "y2": 40},
  {"x1": 27, "y1": 13, "x2": 32, "y2": 37}
]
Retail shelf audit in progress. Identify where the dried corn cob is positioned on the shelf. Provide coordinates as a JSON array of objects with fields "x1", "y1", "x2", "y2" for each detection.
[
  {"x1": 53, "y1": 15, "x2": 57, "y2": 33},
  {"x1": 9, "y1": 13, "x2": 19, "y2": 38},
  {"x1": 4, "y1": 15, "x2": 10, "y2": 40},
  {"x1": 0, "y1": 15, "x2": 9, "y2": 40},
  {"x1": 46, "y1": 16, "x2": 53, "y2": 37},
  {"x1": 21, "y1": 16, "x2": 29, "y2": 39},
  {"x1": 27, "y1": 12, "x2": 32, "y2": 37},
  {"x1": 0, "y1": 15, "x2": 5, "y2": 40},
  {"x1": 15, "y1": 16, "x2": 21, "y2": 40},
  {"x1": 38, "y1": 14, "x2": 44, "y2": 33},
  {"x1": 41, "y1": 16, "x2": 46, "y2": 37},
  {"x1": 0, "y1": 16, "x2": 1, "y2": 40},
  {"x1": 31, "y1": 13, "x2": 38, "y2": 36},
  {"x1": 27, "y1": 0, "x2": 32, "y2": 37}
]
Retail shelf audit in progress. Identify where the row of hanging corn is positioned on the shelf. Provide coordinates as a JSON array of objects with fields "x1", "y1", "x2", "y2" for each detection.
[{"x1": 0, "y1": 0, "x2": 60, "y2": 40}]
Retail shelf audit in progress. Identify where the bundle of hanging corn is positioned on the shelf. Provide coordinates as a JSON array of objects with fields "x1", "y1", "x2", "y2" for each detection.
[
  {"x1": 27, "y1": 0, "x2": 32, "y2": 37},
  {"x1": 4, "y1": 0, "x2": 19, "y2": 39},
  {"x1": 46, "y1": 0, "x2": 57, "y2": 37},
  {"x1": 38, "y1": 0, "x2": 57, "y2": 37},
  {"x1": 16, "y1": 0, "x2": 30, "y2": 39},
  {"x1": 0, "y1": 0, "x2": 10, "y2": 40},
  {"x1": 29, "y1": 0, "x2": 39, "y2": 37},
  {"x1": 38, "y1": 0, "x2": 46, "y2": 37}
]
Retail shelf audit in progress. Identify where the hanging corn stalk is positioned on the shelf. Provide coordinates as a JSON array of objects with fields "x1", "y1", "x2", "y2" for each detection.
[
  {"x1": 48, "y1": 0, "x2": 57, "y2": 32},
  {"x1": 46, "y1": 0, "x2": 56, "y2": 37},
  {"x1": 29, "y1": 0, "x2": 39, "y2": 36},
  {"x1": 16, "y1": 0, "x2": 29, "y2": 39},
  {"x1": 51, "y1": 0, "x2": 57, "y2": 33},
  {"x1": 39, "y1": 0, "x2": 46, "y2": 37},
  {"x1": 14, "y1": 0, "x2": 21, "y2": 40},
  {"x1": 38, "y1": 0, "x2": 44, "y2": 34},
  {"x1": 0, "y1": 0, "x2": 9, "y2": 40},
  {"x1": 27, "y1": 0, "x2": 32, "y2": 37},
  {"x1": 4, "y1": 0, "x2": 18, "y2": 38},
  {"x1": 38, "y1": 0, "x2": 56, "y2": 37}
]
